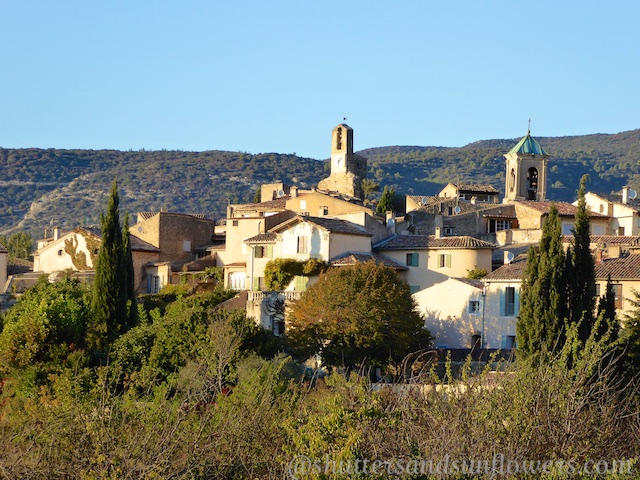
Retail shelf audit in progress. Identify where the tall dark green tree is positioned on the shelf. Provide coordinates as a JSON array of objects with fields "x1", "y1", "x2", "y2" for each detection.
[
  {"x1": 122, "y1": 212, "x2": 138, "y2": 329},
  {"x1": 517, "y1": 205, "x2": 568, "y2": 358},
  {"x1": 89, "y1": 181, "x2": 135, "y2": 350},
  {"x1": 567, "y1": 175, "x2": 596, "y2": 343},
  {"x1": 596, "y1": 274, "x2": 619, "y2": 342},
  {"x1": 376, "y1": 185, "x2": 394, "y2": 214}
]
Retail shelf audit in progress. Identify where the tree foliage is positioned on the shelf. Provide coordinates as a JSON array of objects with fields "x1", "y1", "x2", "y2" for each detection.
[
  {"x1": 287, "y1": 261, "x2": 431, "y2": 370},
  {"x1": 88, "y1": 181, "x2": 135, "y2": 351},
  {"x1": 376, "y1": 185, "x2": 394, "y2": 214},
  {"x1": 263, "y1": 258, "x2": 328, "y2": 290},
  {"x1": 517, "y1": 206, "x2": 569, "y2": 359},
  {"x1": 0, "y1": 232, "x2": 33, "y2": 262}
]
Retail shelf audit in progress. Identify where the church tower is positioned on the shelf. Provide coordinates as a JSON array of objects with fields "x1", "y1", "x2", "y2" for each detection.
[
  {"x1": 318, "y1": 124, "x2": 367, "y2": 199},
  {"x1": 503, "y1": 130, "x2": 549, "y2": 203}
]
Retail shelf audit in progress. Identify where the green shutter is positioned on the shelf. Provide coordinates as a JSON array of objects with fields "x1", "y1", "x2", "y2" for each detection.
[
  {"x1": 267, "y1": 245, "x2": 273, "y2": 258},
  {"x1": 295, "y1": 275, "x2": 308, "y2": 291},
  {"x1": 253, "y1": 277, "x2": 259, "y2": 291},
  {"x1": 254, "y1": 247, "x2": 260, "y2": 258},
  {"x1": 445, "y1": 254, "x2": 452, "y2": 268}
]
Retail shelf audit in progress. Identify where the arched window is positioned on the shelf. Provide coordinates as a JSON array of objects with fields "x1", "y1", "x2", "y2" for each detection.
[
  {"x1": 336, "y1": 127, "x2": 342, "y2": 150},
  {"x1": 527, "y1": 167, "x2": 538, "y2": 200}
]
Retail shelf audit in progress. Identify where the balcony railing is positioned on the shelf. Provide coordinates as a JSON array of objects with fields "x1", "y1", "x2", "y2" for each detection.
[{"x1": 247, "y1": 290, "x2": 303, "y2": 302}]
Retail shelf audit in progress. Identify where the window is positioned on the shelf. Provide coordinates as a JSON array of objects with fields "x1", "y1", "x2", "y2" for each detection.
[
  {"x1": 271, "y1": 315, "x2": 285, "y2": 336},
  {"x1": 443, "y1": 227, "x2": 454, "y2": 235},
  {"x1": 447, "y1": 206, "x2": 453, "y2": 215},
  {"x1": 297, "y1": 236, "x2": 308, "y2": 254},
  {"x1": 183, "y1": 240, "x2": 191, "y2": 252},
  {"x1": 252, "y1": 276, "x2": 266, "y2": 291},
  {"x1": 409, "y1": 285, "x2": 420, "y2": 294},
  {"x1": 319, "y1": 206, "x2": 329, "y2": 216},
  {"x1": 618, "y1": 226, "x2": 626, "y2": 236},
  {"x1": 438, "y1": 253, "x2": 452, "y2": 268},
  {"x1": 232, "y1": 220, "x2": 239, "y2": 227},
  {"x1": 468, "y1": 300, "x2": 481, "y2": 314},
  {"x1": 406, "y1": 253, "x2": 419, "y2": 267},
  {"x1": 254, "y1": 245, "x2": 273, "y2": 258},
  {"x1": 501, "y1": 335, "x2": 516, "y2": 349},
  {"x1": 300, "y1": 200, "x2": 307, "y2": 210},
  {"x1": 612, "y1": 284, "x2": 623, "y2": 309},
  {"x1": 229, "y1": 272, "x2": 245, "y2": 290},
  {"x1": 503, "y1": 287, "x2": 517, "y2": 316},
  {"x1": 57, "y1": 249, "x2": 64, "y2": 256},
  {"x1": 147, "y1": 275, "x2": 161, "y2": 294},
  {"x1": 562, "y1": 223, "x2": 574, "y2": 235},
  {"x1": 595, "y1": 283, "x2": 601, "y2": 297},
  {"x1": 599, "y1": 204, "x2": 605, "y2": 214},
  {"x1": 295, "y1": 275, "x2": 309, "y2": 291}
]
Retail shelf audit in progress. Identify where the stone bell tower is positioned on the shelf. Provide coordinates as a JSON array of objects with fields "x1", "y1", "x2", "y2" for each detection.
[
  {"x1": 503, "y1": 130, "x2": 549, "y2": 203},
  {"x1": 318, "y1": 124, "x2": 367, "y2": 199}
]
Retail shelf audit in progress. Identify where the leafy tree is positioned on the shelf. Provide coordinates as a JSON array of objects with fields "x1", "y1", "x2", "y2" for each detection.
[
  {"x1": 88, "y1": 181, "x2": 135, "y2": 351},
  {"x1": 252, "y1": 188, "x2": 261, "y2": 203},
  {"x1": 287, "y1": 261, "x2": 431, "y2": 371},
  {"x1": 361, "y1": 178, "x2": 380, "y2": 202},
  {"x1": 0, "y1": 232, "x2": 33, "y2": 261},
  {"x1": 567, "y1": 175, "x2": 596, "y2": 343},
  {"x1": 0, "y1": 278, "x2": 90, "y2": 393},
  {"x1": 376, "y1": 185, "x2": 394, "y2": 214},
  {"x1": 466, "y1": 267, "x2": 487, "y2": 279},
  {"x1": 517, "y1": 205, "x2": 568, "y2": 359}
]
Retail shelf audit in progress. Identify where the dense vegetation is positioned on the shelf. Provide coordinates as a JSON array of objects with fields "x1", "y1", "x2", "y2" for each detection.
[{"x1": 2, "y1": 128, "x2": 640, "y2": 240}]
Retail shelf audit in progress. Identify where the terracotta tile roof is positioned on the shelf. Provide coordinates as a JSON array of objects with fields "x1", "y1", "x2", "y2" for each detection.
[
  {"x1": 483, "y1": 254, "x2": 528, "y2": 281},
  {"x1": 305, "y1": 216, "x2": 372, "y2": 236},
  {"x1": 453, "y1": 277, "x2": 485, "y2": 289},
  {"x1": 329, "y1": 251, "x2": 409, "y2": 271},
  {"x1": 595, "y1": 254, "x2": 640, "y2": 280},
  {"x1": 563, "y1": 235, "x2": 640, "y2": 245},
  {"x1": 224, "y1": 262, "x2": 246, "y2": 268},
  {"x1": 136, "y1": 211, "x2": 208, "y2": 220},
  {"x1": 172, "y1": 256, "x2": 217, "y2": 272},
  {"x1": 455, "y1": 184, "x2": 499, "y2": 194},
  {"x1": 244, "y1": 232, "x2": 278, "y2": 244},
  {"x1": 407, "y1": 195, "x2": 443, "y2": 206},
  {"x1": 516, "y1": 201, "x2": 609, "y2": 218},
  {"x1": 375, "y1": 234, "x2": 496, "y2": 250},
  {"x1": 235, "y1": 197, "x2": 290, "y2": 210}
]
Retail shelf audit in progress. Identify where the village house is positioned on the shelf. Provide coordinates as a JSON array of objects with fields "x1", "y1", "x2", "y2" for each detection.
[{"x1": 579, "y1": 187, "x2": 640, "y2": 236}]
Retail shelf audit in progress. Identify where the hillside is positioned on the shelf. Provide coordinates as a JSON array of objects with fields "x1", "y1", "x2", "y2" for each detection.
[{"x1": 1, "y1": 129, "x2": 640, "y2": 239}]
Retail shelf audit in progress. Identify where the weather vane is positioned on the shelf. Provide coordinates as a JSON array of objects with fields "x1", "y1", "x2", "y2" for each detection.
[{"x1": 528, "y1": 118, "x2": 531, "y2": 134}]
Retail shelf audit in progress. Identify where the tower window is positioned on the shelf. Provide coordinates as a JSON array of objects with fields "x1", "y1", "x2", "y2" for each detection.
[
  {"x1": 336, "y1": 127, "x2": 342, "y2": 150},
  {"x1": 527, "y1": 168, "x2": 539, "y2": 200}
]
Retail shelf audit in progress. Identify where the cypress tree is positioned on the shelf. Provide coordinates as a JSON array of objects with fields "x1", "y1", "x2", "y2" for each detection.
[
  {"x1": 122, "y1": 212, "x2": 138, "y2": 329},
  {"x1": 376, "y1": 185, "x2": 394, "y2": 214},
  {"x1": 568, "y1": 175, "x2": 596, "y2": 344},
  {"x1": 89, "y1": 181, "x2": 131, "y2": 350},
  {"x1": 517, "y1": 205, "x2": 568, "y2": 358},
  {"x1": 596, "y1": 274, "x2": 619, "y2": 342}
]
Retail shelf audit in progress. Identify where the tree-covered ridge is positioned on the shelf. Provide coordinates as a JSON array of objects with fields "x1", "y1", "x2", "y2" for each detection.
[{"x1": 2, "y1": 128, "x2": 640, "y2": 238}]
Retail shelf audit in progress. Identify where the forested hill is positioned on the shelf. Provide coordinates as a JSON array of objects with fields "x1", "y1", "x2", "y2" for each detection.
[{"x1": 1, "y1": 128, "x2": 639, "y2": 238}]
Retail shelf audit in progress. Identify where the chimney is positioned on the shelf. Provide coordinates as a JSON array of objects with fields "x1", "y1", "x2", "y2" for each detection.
[
  {"x1": 291, "y1": 186, "x2": 298, "y2": 198},
  {"x1": 596, "y1": 248, "x2": 603, "y2": 264},
  {"x1": 435, "y1": 227, "x2": 442, "y2": 239},
  {"x1": 622, "y1": 186, "x2": 629, "y2": 204},
  {"x1": 53, "y1": 226, "x2": 60, "y2": 241},
  {"x1": 609, "y1": 244, "x2": 622, "y2": 258}
]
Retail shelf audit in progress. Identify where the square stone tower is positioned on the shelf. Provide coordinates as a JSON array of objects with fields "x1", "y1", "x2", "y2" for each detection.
[{"x1": 318, "y1": 124, "x2": 367, "y2": 199}]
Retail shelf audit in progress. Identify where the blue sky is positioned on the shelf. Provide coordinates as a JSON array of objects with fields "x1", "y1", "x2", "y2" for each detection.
[{"x1": 1, "y1": 1, "x2": 638, "y2": 159}]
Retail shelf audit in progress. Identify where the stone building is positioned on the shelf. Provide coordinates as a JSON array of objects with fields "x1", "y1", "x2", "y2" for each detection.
[{"x1": 317, "y1": 124, "x2": 367, "y2": 199}]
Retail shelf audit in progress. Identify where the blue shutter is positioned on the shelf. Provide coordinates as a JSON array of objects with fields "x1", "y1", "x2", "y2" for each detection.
[
  {"x1": 499, "y1": 289, "x2": 505, "y2": 316},
  {"x1": 514, "y1": 288, "x2": 520, "y2": 316}
]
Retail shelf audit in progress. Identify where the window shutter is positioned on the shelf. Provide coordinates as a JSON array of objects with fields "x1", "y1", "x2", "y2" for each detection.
[
  {"x1": 267, "y1": 245, "x2": 273, "y2": 258},
  {"x1": 500, "y1": 289, "x2": 505, "y2": 316},
  {"x1": 253, "y1": 277, "x2": 259, "y2": 291},
  {"x1": 501, "y1": 335, "x2": 508, "y2": 349},
  {"x1": 254, "y1": 247, "x2": 260, "y2": 258},
  {"x1": 514, "y1": 288, "x2": 520, "y2": 315},
  {"x1": 445, "y1": 254, "x2": 452, "y2": 268}
]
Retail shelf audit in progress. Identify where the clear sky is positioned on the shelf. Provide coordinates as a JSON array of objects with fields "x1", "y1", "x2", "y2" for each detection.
[{"x1": 1, "y1": 1, "x2": 638, "y2": 159}]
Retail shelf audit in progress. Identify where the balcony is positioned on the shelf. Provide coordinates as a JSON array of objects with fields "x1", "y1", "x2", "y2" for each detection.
[{"x1": 247, "y1": 290, "x2": 303, "y2": 302}]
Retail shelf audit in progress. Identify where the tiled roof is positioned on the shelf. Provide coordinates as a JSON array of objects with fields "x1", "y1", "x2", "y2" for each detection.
[
  {"x1": 224, "y1": 262, "x2": 246, "y2": 268},
  {"x1": 517, "y1": 201, "x2": 609, "y2": 218},
  {"x1": 454, "y1": 184, "x2": 499, "y2": 194},
  {"x1": 129, "y1": 235, "x2": 160, "y2": 252},
  {"x1": 563, "y1": 235, "x2": 640, "y2": 245},
  {"x1": 172, "y1": 256, "x2": 217, "y2": 272},
  {"x1": 244, "y1": 232, "x2": 278, "y2": 244},
  {"x1": 594, "y1": 192, "x2": 640, "y2": 210},
  {"x1": 305, "y1": 216, "x2": 372, "y2": 236},
  {"x1": 595, "y1": 254, "x2": 640, "y2": 280},
  {"x1": 329, "y1": 251, "x2": 409, "y2": 271},
  {"x1": 235, "y1": 197, "x2": 290, "y2": 210},
  {"x1": 407, "y1": 195, "x2": 442, "y2": 206},
  {"x1": 453, "y1": 277, "x2": 485, "y2": 289},
  {"x1": 137, "y1": 212, "x2": 208, "y2": 220},
  {"x1": 483, "y1": 254, "x2": 528, "y2": 281},
  {"x1": 375, "y1": 234, "x2": 496, "y2": 250}
]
